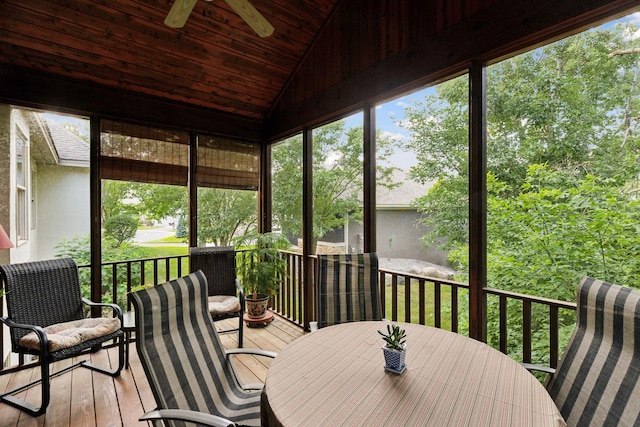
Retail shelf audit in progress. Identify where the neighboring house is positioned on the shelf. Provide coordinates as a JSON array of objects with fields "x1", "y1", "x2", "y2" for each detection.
[
  {"x1": 322, "y1": 169, "x2": 450, "y2": 267},
  {"x1": 1, "y1": 106, "x2": 90, "y2": 365},
  {"x1": 0, "y1": 107, "x2": 90, "y2": 264}
]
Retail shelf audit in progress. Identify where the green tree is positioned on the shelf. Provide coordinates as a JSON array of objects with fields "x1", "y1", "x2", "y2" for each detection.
[
  {"x1": 130, "y1": 183, "x2": 187, "y2": 222},
  {"x1": 104, "y1": 214, "x2": 138, "y2": 247},
  {"x1": 404, "y1": 23, "x2": 640, "y2": 260},
  {"x1": 197, "y1": 188, "x2": 257, "y2": 246},
  {"x1": 401, "y1": 21, "x2": 640, "y2": 363},
  {"x1": 101, "y1": 180, "x2": 136, "y2": 224},
  {"x1": 272, "y1": 120, "x2": 397, "y2": 245}
]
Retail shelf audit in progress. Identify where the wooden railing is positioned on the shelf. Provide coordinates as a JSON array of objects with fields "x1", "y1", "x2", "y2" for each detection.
[
  {"x1": 83, "y1": 255, "x2": 190, "y2": 311},
  {"x1": 1, "y1": 251, "x2": 576, "y2": 372},
  {"x1": 273, "y1": 251, "x2": 577, "y2": 369}
]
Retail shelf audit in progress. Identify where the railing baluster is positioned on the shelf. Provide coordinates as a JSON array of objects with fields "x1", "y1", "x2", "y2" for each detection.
[
  {"x1": 550, "y1": 305, "x2": 559, "y2": 368},
  {"x1": 434, "y1": 281, "x2": 441, "y2": 329},
  {"x1": 126, "y1": 262, "x2": 132, "y2": 310},
  {"x1": 523, "y1": 300, "x2": 532, "y2": 363},
  {"x1": 153, "y1": 259, "x2": 158, "y2": 285},
  {"x1": 451, "y1": 286, "x2": 458, "y2": 333},
  {"x1": 379, "y1": 270, "x2": 386, "y2": 316},
  {"x1": 111, "y1": 263, "x2": 118, "y2": 305},
  {"x1": 404, "y1": 276, "x2": 411, "y2": 323},
  {"x1": 391, "y1": 274, "x2": 398, "y2": 322},
  {"x1": 418, "y1": 279, "x2": 425, "y2": 325},
  {"x1": 499, "y1": 295, "x2": 507, "y2": 354}
]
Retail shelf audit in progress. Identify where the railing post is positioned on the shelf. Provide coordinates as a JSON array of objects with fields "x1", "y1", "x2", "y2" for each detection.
[
  {"x1": 302, "y1": 127, "x2": 314, "y2": 330},
  {"x1": 468, "y1": 60, "x2": 487, "y2": 341}
]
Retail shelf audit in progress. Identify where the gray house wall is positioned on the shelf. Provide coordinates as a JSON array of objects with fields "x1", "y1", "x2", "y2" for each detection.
[{"x1": 346, "y1": 208, "x2": 450, "y2": 267}]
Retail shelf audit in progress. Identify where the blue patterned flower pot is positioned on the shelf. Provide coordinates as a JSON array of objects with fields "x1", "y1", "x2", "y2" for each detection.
[{"x1": 382, "y1": 344, "x2": 406, "y2": 372}]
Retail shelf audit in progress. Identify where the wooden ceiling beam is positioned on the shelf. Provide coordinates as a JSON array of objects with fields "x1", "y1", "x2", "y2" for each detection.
[{"x1": 0, "y1": 64, "x2": 263, "y2": 141}]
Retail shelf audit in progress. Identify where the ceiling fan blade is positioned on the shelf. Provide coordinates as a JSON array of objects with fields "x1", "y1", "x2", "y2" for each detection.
[
  {"x1": 224, "y1": 0, "x2": 274, "y2": 37},
  {"x1": 165, "y1": 0, "x2": 198, "y2": 28}
]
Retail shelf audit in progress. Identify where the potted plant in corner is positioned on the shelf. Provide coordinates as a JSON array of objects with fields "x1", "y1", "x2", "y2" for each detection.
[
  {"x1": 378, "y1": 323, "x2": 407, "y2": 373},
  {"x1": 235, "y1": 232, "x2": 290, "y2": 320}
]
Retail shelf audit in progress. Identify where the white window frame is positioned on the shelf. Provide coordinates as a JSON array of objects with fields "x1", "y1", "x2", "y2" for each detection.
[{"x1": 15, "y1": 127, "x2": 29, "y2": 242}]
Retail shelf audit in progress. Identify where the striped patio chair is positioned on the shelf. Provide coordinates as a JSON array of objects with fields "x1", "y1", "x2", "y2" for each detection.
[
  {"x1": 316, "y1": 253, "x2": 382, "y2": 329},
  {"x1": 545, "y1": 277, "x2": 640, "y2": 426},
  {"x1": 130, "y1": 271, "x2": 275, "y2": 427}
]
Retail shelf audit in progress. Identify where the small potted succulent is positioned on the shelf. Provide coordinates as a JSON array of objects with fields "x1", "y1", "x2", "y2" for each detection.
[{"x1": 378, "y1": 323, "x2": 407, "y2": 373}]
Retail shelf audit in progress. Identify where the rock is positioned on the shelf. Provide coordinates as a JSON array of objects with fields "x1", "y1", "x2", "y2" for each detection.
[
  {"x1": 410, "y1": 265, "x2": 423, "y2": 274},
  {"x1": 422, "y1": 266, "x2": 453, "y2": 280}
]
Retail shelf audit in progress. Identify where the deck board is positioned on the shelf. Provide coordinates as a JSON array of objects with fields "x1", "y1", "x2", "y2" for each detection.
[{"x1": 0, "y1": 315, "x2": 304, "y2": 426}]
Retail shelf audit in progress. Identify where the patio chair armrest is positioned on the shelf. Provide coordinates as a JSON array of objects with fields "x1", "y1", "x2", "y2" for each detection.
[
  {"x1": 1, "y1": 317, "x2": 50, "y2": 358},
  {"x1": 235, "y1": 278, "x2": 245, "y2": 307},
  {"x1": 139, "y1": 409, "x2": 235, "y2": 427},
  {"x1": 226, "y1": 348, "x2": 277, "y2": 359},
  {"x1": 521, "y1": 363, "x2": 556, "y2": 375},
  {"x1": 82, "y1": 297, "x2": 124, "y2": 321}
]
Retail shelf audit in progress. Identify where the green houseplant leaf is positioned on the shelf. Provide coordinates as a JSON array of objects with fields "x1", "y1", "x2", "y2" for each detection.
[{"x1": 234, "y1": 232, "x2": 290, "y2": 299}]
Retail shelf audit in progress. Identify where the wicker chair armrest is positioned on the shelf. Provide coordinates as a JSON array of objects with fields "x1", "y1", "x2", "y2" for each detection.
[
  {"x1": 1, "y1": 317, "x2": 50, "y2": 358},
  {"x1": 81, "y1": 297, "x2": 124, "y2": 322},
  {"x1": 226, "y1": 348, "x2": 277, "y2": 359},
  {"x1": 235, "y1": 278, "x2": 245, "y2": 307},
  {"x1": 521, "y1": 362, "x2": 556, "y2": 375},
  {"x1": 139, "y1": 409, "x2": 235, "y2": 427}
]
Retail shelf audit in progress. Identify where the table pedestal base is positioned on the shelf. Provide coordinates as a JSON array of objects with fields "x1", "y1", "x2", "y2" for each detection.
[{"x1": 244, "y1": 310, "x2": 274, "y2": 327}]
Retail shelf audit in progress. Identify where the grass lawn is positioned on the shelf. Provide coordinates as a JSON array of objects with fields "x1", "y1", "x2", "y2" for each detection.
[{"x1": 384, "y1": 280, "x2": 466, "y2": 333}]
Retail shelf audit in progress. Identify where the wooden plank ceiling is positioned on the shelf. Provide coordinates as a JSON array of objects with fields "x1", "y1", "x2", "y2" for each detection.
[{"x1": 0, "y1": 0, "x2": 338, "y2": 120}]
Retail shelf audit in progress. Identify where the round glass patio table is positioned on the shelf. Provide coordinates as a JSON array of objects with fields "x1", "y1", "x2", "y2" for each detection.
[{"x1": 261, "y1": 321, "x2": 565, "y2": 426}]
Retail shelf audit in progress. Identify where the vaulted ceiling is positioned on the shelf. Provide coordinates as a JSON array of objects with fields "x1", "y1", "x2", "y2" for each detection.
[
  {"x1": 1, "y1": 0, "x2": 639, "y2": 143},
  {"x1": 0, "y1": 0, "x2": 337, "y2": 120}
]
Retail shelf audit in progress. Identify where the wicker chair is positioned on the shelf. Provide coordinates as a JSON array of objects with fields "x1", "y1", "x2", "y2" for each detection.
[
  {"x1": 190, "y1": 246, "x2": 244, "y2": 347},
  {"x1": 130, "y1": 271, "x2": 275, "y2": 426},
  {"x1": 316, "y1": 253, "x2": 382, "y2": 329},
  {"x1": 0, "y1": 257, "x2": 124, "y2": 416}
]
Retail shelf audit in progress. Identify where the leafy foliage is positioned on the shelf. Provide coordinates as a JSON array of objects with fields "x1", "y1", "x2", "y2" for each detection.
[
  {"x1": 400, "y1": 21, "x2": 640, "y2": 363},
  {"x1": 378, "y1": 323, "x2": 407, "y2": 351},
  {"x1": 54, "y1": 235, "x2": 145, "y2": 308},
  {"x1": 103, "y1": 214, "x2": 138, "y2": 247},
  {"x1": 272, "y1": 120, "x2": 397, "y2": 243},
  {"x1": 197, "y1": 188, "x2": 257, "y2": 246},
  {"x1": 234, "y1": 232, "x2": 290, "y2": 298}
]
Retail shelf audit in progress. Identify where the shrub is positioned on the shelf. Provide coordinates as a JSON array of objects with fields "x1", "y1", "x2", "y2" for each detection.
[{"x1": 104, "y1": 215, "x2": 138, "y2": 246}]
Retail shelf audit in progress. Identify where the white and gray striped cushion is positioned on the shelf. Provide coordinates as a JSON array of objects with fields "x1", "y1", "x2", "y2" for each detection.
[
  {"x1": 316, "y1": 253, "x2": 382, "y2": 329},
  {"x1": 546, "y1": 277, "x2": 640, "y2": 426},
  {"x1": 130, "y1": 271, "x2": 261, "y2": 427}
]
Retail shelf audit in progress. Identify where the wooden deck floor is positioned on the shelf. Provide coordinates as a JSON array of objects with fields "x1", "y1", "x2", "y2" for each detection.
[{"x1": 0, "y1": 315, "x2": 304, "y2": 427}]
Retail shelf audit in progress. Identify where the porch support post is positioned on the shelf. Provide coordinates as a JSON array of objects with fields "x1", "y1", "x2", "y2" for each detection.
[
  {"x1": 259, "y1": 143, "x2": 272, "y2": 233},
  {"x1": 89, "y1": 116, "x2": 102, "y2": 317},
  {"x1": 302, "y1": 127, "x2": 314, "y2": 330},
  {"x1": 469, "y1": 60, "x2": 487, "y2": 342},
  {"x1": 188, "y1": 131, "x2": 198, "y2": 248},
  {"x1": 363, "y1": 103, "x2": 376, "y2": 253}
]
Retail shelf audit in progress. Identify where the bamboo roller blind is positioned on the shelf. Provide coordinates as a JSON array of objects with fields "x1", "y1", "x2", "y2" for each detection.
[
  {"x1": 197, "y1": 135, "x2": 259, "y2": 191},
  {"x1": 100, "y1": 120, "x2": 259, "y2": 190}
]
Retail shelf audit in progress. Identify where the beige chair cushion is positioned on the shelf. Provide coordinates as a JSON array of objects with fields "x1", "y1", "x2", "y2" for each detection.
[
  {"x1": 208, "y1": 295, "x2": 241, "y2": 316},
  {"x1": 19, "y1": 317, "x2": 121, "y2": 352}
]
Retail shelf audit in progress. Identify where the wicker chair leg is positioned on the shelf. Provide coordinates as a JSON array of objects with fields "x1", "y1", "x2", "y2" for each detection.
[{"x1": 0, "y1": 356, "x2": 54, "y2": 416}]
